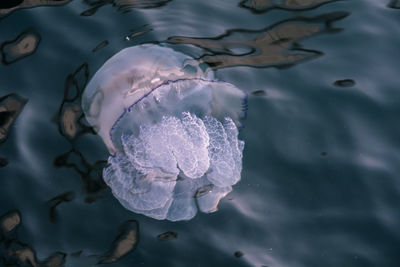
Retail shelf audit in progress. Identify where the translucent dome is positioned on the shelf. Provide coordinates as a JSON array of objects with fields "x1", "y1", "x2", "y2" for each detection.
[{"x1": 82, "y1": 44, "x2": 246, "y2": 221}]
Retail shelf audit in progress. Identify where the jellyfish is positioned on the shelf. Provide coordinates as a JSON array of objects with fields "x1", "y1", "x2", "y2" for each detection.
[{"x1": 82, "y1": 44, "x2": 246, "y2": 221}]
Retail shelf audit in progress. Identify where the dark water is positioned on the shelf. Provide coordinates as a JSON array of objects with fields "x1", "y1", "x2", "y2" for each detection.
[{"x1": 1, "y1": 0, "x2": 400, "y2": 266}]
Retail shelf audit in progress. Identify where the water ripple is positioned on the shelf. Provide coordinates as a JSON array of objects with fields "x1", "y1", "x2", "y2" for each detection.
[{"x1": 167, "y1": 11, "x2": 349, "y2": 69}]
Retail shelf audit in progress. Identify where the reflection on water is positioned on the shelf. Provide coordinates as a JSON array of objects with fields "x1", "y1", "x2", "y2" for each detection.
[
  {"x1": 1, "y1": 0, "x2": 400, "y2": 265},
  {"x1": 250, "y1": 90, "x2": 267, "y2": 96},
  {"x1": 41, "y1": 252, "x2": 67, "y2": 267},
  {"x1": 234, "y1": 251, "x2": 244, "y2": 258},
  {"x1": 0, "y1": 210, "x2": 137, "y2": 266},
  {"x1": 0, "y1": 157, "x2": 8, "y2": 167},
  {"x1": 57, "y1": 63, "x2": 93, "y2": 141},
  {"x1": 46, "y1": 191, "x2": 76, "y2": 223},
  {"x1": 98, "y1": 220, "x2": 139, "y2": 264},
  {"x1": 388, "y1": 0, "x2": 400, "y2": 8},
  {"x1": 55, "y1": 63, "x2": 108, "y2": 202},
  {"x1": 125, "y1": 24, "x2": 152, "y2": 41},
  {"x1": 92, "y1": 40, "x2": 109, "y2": 52},
  {"x1": 333, "y1": 79, "x2": 355, "y2": 87},
  {"x1": 0, "y1": 29, "x2": 41, "y2": 65},
  {"x1": 80, "y1": 0, "x2": 112, "y2": 16},
  {"x1": 0, "y1": 94, "x2": 27, "y2": 143},
  {"x1": 81, "y1": 0, "x2": 171, "y2": 16},
  {"x1": 0, "y1": 95, "x2": 9, "y2": 165},
  {"x1": 239, "y1": 0, "x2": 337, "y2": 13},
  {"x1": 115, "y1": 0, "x2": 172, "y2": 11},
  {"x1": 0, "y1": 210, "x2": 20, "y2": 234},
  {"x1": 0, "y1": 0, "x2": 70, "y2": 18},
  {"x1": 0, "y1": 210, "x2": 66, "y2": 267},
  {"x1": 53, "y1": 148, "x2": 107, "y2": 201},
  {"x1": 157, "y1": 231, "x2": 178, "y2": 241},
  {"x1": 168, "y1": 12, "x2": 348, "y2": 69}
]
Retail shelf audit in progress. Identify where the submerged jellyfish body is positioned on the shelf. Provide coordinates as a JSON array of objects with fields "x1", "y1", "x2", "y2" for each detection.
[{"x1": 82, "y1": 44, "x2": 246, "y2": 221}]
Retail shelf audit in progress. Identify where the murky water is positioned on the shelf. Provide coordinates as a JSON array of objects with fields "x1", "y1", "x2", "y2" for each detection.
[{"x1": 1, "y1": 0, "x2": 400, "y2": 266}]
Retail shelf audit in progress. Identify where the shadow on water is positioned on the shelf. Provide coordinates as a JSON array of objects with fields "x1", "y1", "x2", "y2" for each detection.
[
  {"x1": 238, "y1": 0, "x2": 340, "y2": 14},
  {"x1": 167, "y1": 11, "x2": 349, "y2": 70}
]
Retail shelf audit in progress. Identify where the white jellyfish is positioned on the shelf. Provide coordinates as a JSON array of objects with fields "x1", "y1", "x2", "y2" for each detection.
[{"x1": 82, "y1": 44, "x2": 246, "y2": 221}]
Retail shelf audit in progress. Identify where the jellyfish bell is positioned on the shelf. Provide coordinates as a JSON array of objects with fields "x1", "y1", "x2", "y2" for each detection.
[
  {"x1": 82, "y1": 44, "x2": 247, "y2": 221},
  {"x1": 82, "y1": 44, "x2": 212, "y2": 154}
]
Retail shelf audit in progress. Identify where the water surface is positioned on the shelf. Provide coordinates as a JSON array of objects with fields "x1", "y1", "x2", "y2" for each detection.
[{"x1": 1, "y1": 0, "x2": 400, "y2": 266}]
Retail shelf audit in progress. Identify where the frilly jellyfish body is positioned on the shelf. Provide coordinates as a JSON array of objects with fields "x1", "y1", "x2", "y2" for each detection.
[{"x1": 82, "y1": 44, "x2": 246, "y2": 221}]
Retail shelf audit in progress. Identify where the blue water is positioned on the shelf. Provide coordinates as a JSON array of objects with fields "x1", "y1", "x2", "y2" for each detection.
[{"x1": 1, "y1": 0, "x2": 400, "y2": 266}]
